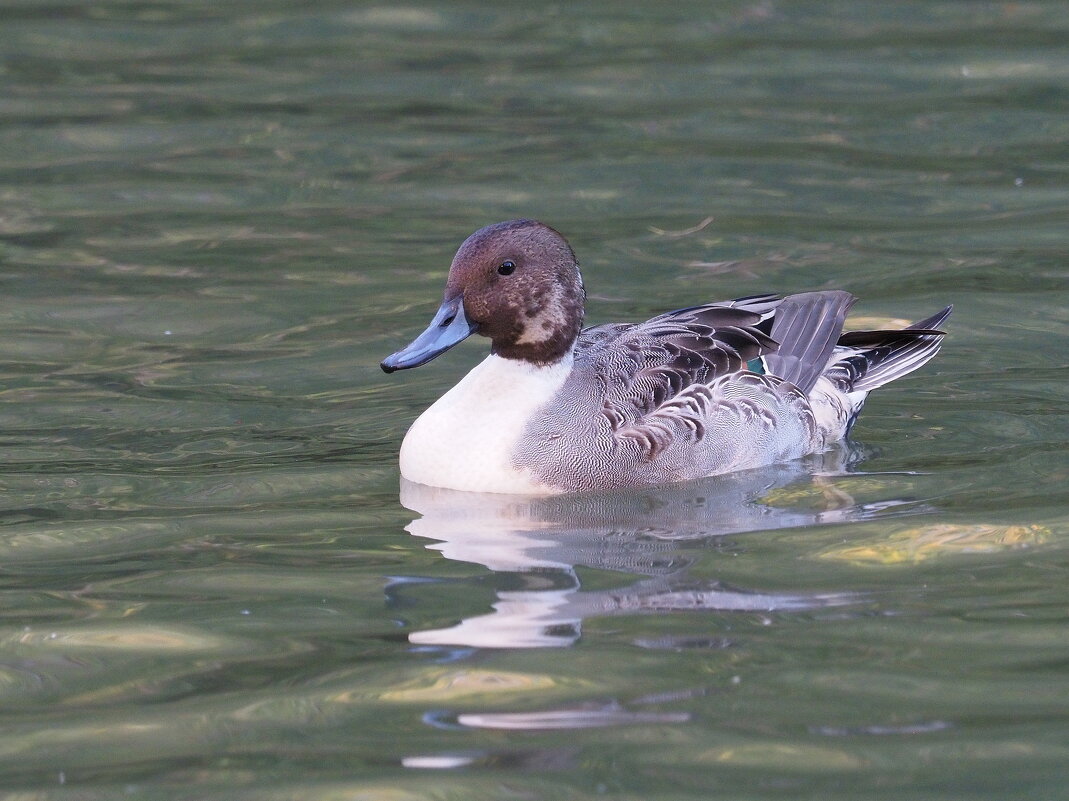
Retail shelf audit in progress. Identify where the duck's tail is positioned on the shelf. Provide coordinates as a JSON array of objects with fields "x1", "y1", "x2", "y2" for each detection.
[
  {"x1": 823, "y1": 305, "x2": 952, "y2": 394},
  {"x1": 749, "y1": 290, "x2": 950, "y2": 396}
]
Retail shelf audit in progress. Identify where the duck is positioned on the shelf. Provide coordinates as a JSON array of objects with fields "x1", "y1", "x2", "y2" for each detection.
[{"x1": 381, "y1": 219, "x2": 950, "y2": 495}]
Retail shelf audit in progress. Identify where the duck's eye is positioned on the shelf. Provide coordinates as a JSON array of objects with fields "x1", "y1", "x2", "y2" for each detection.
[{"x1": 497, "y1": 260, "x2": 516, "y2": 276}]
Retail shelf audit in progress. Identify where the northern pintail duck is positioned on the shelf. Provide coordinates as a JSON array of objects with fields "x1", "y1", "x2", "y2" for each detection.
[{"x1": 382, "y1": 219, "x2": 950, "y2": 495}]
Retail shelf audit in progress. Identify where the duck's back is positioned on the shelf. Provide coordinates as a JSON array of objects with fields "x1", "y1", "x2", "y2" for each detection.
[{"x1": 513, "y1": 294, "x2": 852, "y2": 493}]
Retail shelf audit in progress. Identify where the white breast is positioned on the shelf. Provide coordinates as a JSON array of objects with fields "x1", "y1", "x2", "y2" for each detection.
[{"x1": 399, "y1": 353, "x2": 573, "y2": 494}]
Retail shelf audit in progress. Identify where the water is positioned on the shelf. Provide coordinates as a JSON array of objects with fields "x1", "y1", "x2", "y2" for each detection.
[{"x1": 2, "y1": 1, "x2": 1068, "y2": 797}]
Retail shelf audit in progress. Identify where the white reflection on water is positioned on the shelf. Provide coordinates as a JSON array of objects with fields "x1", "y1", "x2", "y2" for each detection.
[
  {"x1": 398, "y1": 449, "x2": 922, "y2": 649},
  {"x1": 457, "y1": 705, "x2": 692, "y2": 730}
]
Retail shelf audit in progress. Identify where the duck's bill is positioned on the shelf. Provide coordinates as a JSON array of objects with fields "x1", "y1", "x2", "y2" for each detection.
[{"x1": 381, "y1": 296, "x2": 477, "y2": 373}]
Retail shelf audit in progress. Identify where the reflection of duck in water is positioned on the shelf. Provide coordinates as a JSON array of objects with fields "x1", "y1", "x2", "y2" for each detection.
[
  {"x1": 382, "y1": 219, "x2": 949, "y2": 495},
  {"x1": 396, "y1": 451, "x2": 920, "y2": 648}
]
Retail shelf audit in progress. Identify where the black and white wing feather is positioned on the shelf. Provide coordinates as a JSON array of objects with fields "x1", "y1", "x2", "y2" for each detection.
[{"x1": 575, "y1": 296, "x2": 781, "y2": 458}]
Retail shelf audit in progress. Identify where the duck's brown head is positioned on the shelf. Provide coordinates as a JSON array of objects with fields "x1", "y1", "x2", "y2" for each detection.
[{"x1": 381, "y1": 219, "x2": 585, "y2": 372}]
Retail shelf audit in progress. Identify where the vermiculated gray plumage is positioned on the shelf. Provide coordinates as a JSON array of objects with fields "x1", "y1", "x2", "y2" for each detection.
[{"x1": 514, "y1": 292, "x2": 949, "y2": 493}]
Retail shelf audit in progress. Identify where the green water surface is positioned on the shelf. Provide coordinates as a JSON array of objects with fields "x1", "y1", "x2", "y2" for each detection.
[{"x1": 1, "y1": 1, "x2": 1068, "y2": 798}]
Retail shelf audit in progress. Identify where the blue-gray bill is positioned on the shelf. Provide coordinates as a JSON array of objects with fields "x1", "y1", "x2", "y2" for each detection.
[{"x1": 381, "y1": 295, "x2": 477, "y2": 373}]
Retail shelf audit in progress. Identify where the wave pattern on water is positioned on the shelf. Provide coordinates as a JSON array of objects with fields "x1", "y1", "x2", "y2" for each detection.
[{"x1": 1, "y1": 1, "x2": 1068, "y2": 798}]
